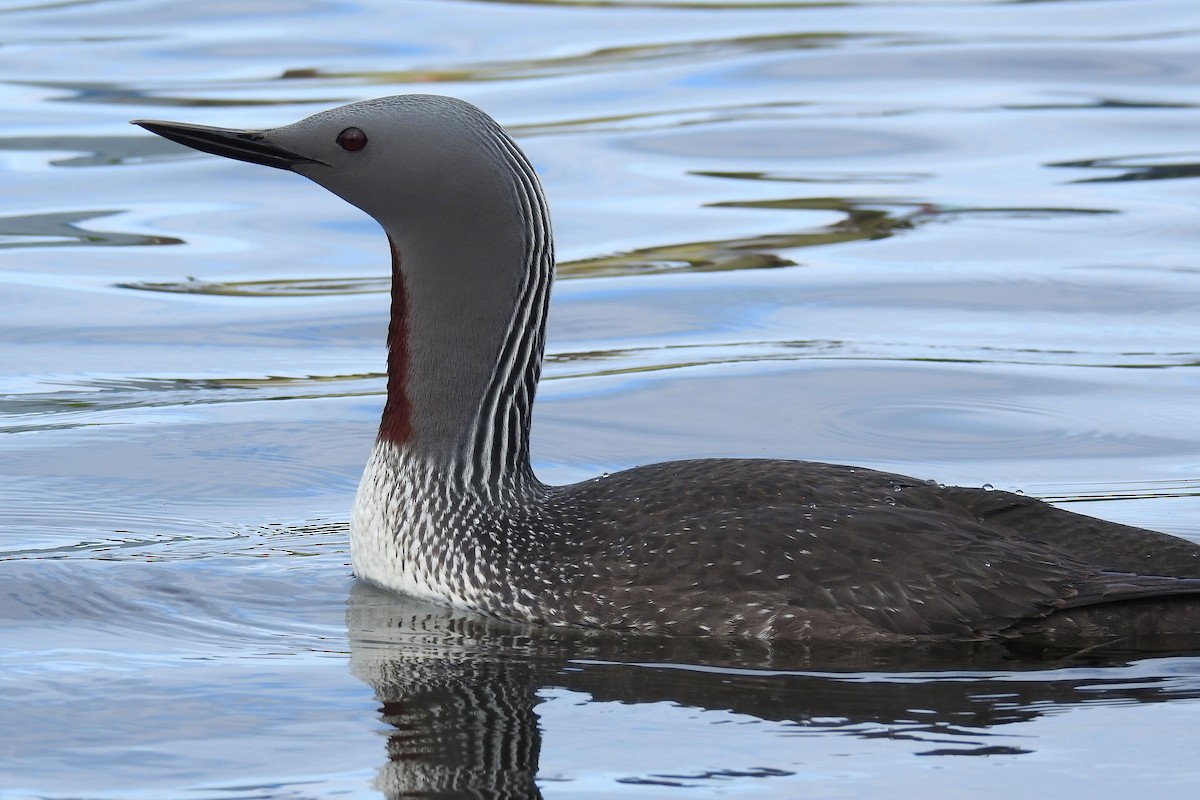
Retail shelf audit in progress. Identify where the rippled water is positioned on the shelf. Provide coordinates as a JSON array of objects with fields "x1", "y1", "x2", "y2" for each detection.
[{"x1": 3, "y1": 0, "x2": 1200, "y2": 797}]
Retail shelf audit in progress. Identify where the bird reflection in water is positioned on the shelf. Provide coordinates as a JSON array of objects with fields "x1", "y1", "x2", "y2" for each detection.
[{"x1": 345, "y1": 582, "x2": 1200, "y2": 798}]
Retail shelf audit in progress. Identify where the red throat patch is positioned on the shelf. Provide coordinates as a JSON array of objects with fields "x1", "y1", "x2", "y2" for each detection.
[{"x1": 378, "y1": 236, "x2": 413, "y2": 444}]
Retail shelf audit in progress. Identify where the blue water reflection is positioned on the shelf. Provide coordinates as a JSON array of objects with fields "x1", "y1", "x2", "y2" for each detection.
[{"x1": 2, "y1": 0, "x2": 1200, "y2": 797}]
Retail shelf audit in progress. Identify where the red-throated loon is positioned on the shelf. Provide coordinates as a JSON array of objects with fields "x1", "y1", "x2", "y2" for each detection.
[{"x1": 134, "y1": 95, "x2": 1200, "y2": 643}]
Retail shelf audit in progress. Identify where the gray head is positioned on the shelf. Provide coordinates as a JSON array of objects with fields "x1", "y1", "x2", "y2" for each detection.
[
  {"x1": 136, "y1": 96, "x2": 553, "y2": 476},
  {"x1": 135, "y1": 95, "x2": 534, "y2": 241}
]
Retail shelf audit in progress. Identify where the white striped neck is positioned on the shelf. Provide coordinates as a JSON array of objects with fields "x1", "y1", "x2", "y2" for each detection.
[{"x1": 372, "y1": 113, "x2": 553, "y2": 497}]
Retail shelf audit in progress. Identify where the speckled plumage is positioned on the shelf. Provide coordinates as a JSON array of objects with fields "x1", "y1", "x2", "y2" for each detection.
[
  {"x1": 352, "y1": 440, "x2": 1200, "y2": 643},
  {"x1": 136, "y1": 95, "x2": 1200, "y2": 643}
]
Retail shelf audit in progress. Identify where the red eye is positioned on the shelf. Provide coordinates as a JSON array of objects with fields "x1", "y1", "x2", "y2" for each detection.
[{"x1": 336, "y1": 127, "x2": 368, "y2": 152}]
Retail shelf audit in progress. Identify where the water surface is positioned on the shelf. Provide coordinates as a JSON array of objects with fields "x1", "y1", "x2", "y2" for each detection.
[{"x1": 3, "y1": 0, "x2": 1200, "y2": 797}]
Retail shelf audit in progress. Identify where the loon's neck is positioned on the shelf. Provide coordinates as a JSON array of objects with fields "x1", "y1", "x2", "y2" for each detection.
[
  {"x1": 351, "y1": 121, "x2": 555, "y2": 599},
  {"x1": 374, "y1": 132, "x2": 554, "y2": 500}
]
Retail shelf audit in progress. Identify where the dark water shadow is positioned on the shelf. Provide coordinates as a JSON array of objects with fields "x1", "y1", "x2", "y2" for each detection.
[
  {"x1": 0, "y1": 133, "x2": 196, "y2": 167},
  {"x1": 0, "y1": 209, "x2": 180, "y2": 248},
  {"x1": 1050, "y1": 152, "x2": 1200, "y2": 184},
  {"x1": 0, "y1": 375, "x2": 380, "y2": 434},
  {"x1": 119, "y1": 275, "x2": 389, "y2": 295},
  {"x1": 346, "y1": 583, "x2": 1200, "y2": 798},
  {"x1": 276, "y1": 30, "x2": 850, "y2": 87}
]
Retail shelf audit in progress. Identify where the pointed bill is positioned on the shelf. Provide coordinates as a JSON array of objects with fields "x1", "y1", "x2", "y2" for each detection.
[{"x1": 132, "y1": 119, "x2": 327, "y2": 170}]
